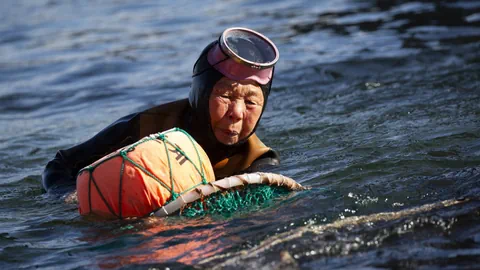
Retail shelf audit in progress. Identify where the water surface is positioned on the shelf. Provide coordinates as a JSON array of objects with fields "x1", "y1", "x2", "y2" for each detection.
[{"x1": 1, "y1": 0, "x2": 480, "y2": 269}]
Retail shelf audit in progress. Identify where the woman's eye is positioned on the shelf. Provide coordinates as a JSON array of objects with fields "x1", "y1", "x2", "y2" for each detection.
[{"x1": 246, "y1": 100, "x2": 256, "y2": 105}]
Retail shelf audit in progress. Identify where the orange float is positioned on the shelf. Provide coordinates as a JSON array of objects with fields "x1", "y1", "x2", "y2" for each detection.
[{"x1": 76, "y1": 128, "x2": 215, "y2": 219}]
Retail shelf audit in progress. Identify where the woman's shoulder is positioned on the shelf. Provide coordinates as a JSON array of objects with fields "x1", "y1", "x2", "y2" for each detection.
[
  {"x1": 137, "y1": 98, "x2": 190, "y2": 137},
  {"x1": 141, "y1": 98, "x2": 189, "y2": 114},
  {"x1": 246, "y1": 134, "x2": 280, "y2": 170}
]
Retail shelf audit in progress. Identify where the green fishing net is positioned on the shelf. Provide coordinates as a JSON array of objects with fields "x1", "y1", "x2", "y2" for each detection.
[{"x1": 180, "y1": 184, "x2": 290, "y2": 217}]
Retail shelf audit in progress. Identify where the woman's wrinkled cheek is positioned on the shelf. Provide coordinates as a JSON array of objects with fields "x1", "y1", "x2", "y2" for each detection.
[
  {"x1": 240, "y1": 109, "x2": 259, "y2": 137},
  {"x1": 248, "y1": 111, "x2": 259, "y2": 123},
  {"x1": 209, "y1": 98, "x2": 228, "y2": 126}
]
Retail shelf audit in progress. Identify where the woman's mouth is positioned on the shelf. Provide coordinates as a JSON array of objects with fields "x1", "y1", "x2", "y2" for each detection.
[{"x1": 220, "y1": 129, "x2": 239, "y2": 137}]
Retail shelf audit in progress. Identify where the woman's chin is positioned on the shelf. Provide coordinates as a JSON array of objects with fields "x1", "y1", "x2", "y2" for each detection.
[
  {"x1": 214, "y1": 131, "x2": 239, "y2": 145},
  {"x1": 217, "y1": 137, "x2": 238, "y2": 145}
]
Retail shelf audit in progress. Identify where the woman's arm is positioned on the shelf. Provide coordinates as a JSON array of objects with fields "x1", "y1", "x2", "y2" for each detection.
[{"x1": 42, "y1": 112, "x2": 140, "y2": 193}]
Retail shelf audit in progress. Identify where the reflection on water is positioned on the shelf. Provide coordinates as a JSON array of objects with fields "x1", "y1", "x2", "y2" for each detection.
[
  {"x1": 87, "y1": 219, "x2": 229, "y2": 268},
  {"x1": 1, "y1": 0, "x2": 479, "y2": 269},
  {"x1": 201, "y1": 198, "x2": 480, "y2": 269}
]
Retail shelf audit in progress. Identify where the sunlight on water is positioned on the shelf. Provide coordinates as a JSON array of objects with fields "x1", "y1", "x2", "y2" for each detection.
[{"x1": 0, "y1": 0, "x2": 479, "y2": 269}]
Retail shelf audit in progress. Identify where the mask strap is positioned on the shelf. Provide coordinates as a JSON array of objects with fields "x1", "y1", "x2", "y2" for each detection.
[{"x1": 192, "y1": 41, "x2": 230, "y2": 78}]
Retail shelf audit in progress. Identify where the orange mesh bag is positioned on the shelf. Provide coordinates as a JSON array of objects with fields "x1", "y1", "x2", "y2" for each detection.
[{"x1": 76, "y1": 128, "x2": 215, "y2": 219}]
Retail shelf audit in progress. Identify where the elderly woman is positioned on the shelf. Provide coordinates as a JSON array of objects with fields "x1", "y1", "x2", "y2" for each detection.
[{"x1": 42, "y1": 27, "x2": 280, "y2": 193}]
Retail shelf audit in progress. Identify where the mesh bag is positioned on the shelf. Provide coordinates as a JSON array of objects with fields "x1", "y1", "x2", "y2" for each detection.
[
  {"x1": 180, "y1": 184, "x2": 290, "y2": 218},
  {"x1": 155, "y1": 172, "x2": 306, "y2": 217}
]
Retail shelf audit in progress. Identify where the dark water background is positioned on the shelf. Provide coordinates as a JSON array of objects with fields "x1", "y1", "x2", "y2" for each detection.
[{"x1": 1, "y1": 0, "x2": 480, "y2": 269}]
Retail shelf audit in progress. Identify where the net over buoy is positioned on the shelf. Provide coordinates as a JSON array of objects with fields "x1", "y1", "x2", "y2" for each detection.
[{"x1": 76, "y1": 128, "x2": 215, "y2": 219}]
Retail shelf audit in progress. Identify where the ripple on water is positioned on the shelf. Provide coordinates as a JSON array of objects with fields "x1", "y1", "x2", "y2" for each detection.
[{"x1": 1, "y1": 0, "x2": 480, "y2": 269}]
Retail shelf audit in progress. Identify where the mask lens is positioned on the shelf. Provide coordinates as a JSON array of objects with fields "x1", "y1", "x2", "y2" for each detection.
[{"x1": 221, "y1": 28, "x2": 278, "y2": 68}]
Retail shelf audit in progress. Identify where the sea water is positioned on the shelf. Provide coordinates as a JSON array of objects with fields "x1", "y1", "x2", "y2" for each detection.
[{"x1": 1, "y1": 0, "x2": 479, "y2": 269}]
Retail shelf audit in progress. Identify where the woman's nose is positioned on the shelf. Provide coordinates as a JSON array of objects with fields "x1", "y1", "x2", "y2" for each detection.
[{"x1": 228, "y1": 101, "x2": 245, "y2": 122}]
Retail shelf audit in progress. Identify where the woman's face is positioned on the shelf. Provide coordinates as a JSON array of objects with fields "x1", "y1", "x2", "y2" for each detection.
[{"x1": 209, "y1": 77, "x2": 264, "y2": 145}]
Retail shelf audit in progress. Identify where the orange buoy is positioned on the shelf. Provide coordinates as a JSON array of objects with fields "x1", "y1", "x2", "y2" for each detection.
[{"x1": 76, "y1": 128, "x2": 215, "y2": 219}]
